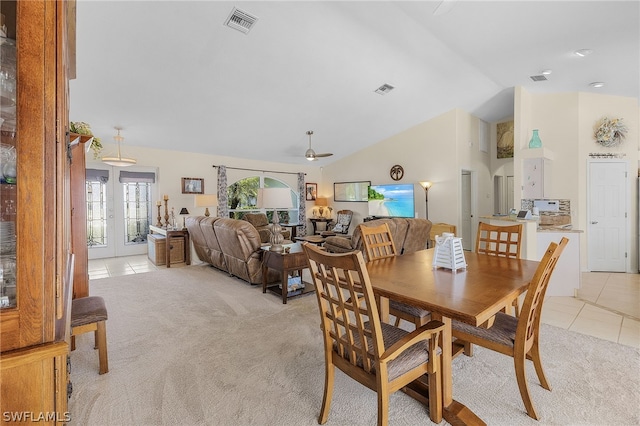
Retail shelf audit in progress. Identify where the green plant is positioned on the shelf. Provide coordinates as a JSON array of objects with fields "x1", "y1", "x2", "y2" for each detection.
[{"x1": 70, "y1": 121, "x2": 103, "y2": 159}]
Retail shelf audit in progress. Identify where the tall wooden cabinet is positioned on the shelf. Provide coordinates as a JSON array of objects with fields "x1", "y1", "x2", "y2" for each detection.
[{"x1": 0, "y1": 1, "x2": 75, "y2": 423}]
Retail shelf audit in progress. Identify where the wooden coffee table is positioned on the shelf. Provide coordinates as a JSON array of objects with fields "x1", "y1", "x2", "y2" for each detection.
[
  {"x1": 294, "y1": 235, "x2": 326, "y2": 245},
  {"x1": 262, "y1": 243, "x2": 315, "y2": 304}
]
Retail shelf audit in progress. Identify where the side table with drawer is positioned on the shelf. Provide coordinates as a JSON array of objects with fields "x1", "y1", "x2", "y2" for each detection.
[{"x1": 148, "y1": 225, "x2": 191, "y2": 268}]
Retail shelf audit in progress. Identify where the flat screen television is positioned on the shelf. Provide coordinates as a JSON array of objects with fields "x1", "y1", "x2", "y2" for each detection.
[{"x1": 368, "y1": 183, "x2": 415, "y2": 218}]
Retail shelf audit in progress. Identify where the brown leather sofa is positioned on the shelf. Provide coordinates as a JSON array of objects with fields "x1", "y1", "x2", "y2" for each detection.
[
  {"x1": 186, "y1": 216, "x2": 280, "y2": 285},
  {"x1": 323, "y1": 218, "x2": 432, "y2": 259}
]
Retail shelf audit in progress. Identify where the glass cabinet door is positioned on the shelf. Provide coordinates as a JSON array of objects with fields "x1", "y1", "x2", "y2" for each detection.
[{"x1": 0, "y1": 31, "x2": 16, "y2": 309}]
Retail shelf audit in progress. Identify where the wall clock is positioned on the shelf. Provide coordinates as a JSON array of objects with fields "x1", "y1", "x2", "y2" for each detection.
[{"x1": 390, "y1": 165, "x2": 404, "y2": 181}]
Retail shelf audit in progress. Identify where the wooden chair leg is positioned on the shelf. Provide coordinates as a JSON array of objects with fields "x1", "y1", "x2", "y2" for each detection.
[
  {"x1": 96, "y1": 320, "x2": 109, "y2": 374},
  {"x1": 318, "y1": 362, "x2": 334, "y2": 424},
  {"x1": 71, "y1": 335, "x2": 76, "y2": 351},
  {"x1": 377, "y1": 386, "x2": 389, "y2": 426},
  {"x1": 393, "y1": 316, "x2": 401, "y2": 327},
  {"x1": 514, "y1": 353, "x2": 539, "y2": 420},
  {"x1": 463, "y1": 341, "x2": 474, "y2": 357},
  {"x1": 529, "y1": 341, "x2": 551, "y2": 390},
  {"x1": 428, "y1": 358, "x2": 442, "y2": 423}
]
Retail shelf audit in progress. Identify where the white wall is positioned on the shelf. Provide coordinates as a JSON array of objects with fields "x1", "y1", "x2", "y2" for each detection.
[{"x1": 514, "y1": 88, "x2": 639, "y2": 272}]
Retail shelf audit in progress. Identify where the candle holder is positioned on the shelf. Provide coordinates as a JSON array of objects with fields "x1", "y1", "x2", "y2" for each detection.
[
  {"x1": 164, "y1": 199, "x2": 170, "y2": 228},
  {"x1": 156, "y1": 204, "x2": 162, "y2": 227}
]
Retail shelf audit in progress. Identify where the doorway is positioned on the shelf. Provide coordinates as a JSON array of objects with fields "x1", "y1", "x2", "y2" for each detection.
[
  {"x1": 587, "y1": 160, "x2": 628, "y2": 272},
  {"x1": 460, "y1": 170, "x2": 474, "y2": 251},
  {"x1": 86, "y1": 166, "x2": 157, "y2": 260}
]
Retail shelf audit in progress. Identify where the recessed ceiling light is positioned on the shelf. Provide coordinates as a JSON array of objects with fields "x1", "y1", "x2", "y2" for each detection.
[
  {"x1": 541, "y1": 69, "x2": 552, "y2": 75},
  {"x1": 589, "y1": 82, "x2": 605, "y2": 88},
  {"x1": 574, "y1": 49, "x2": 593, "y2": 57}
]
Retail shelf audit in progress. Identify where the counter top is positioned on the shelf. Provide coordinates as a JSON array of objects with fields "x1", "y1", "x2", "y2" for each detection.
[
  {"x1": 537, "y1": 227, "x2": 583, "y2": 233},
  {"x1": 479, "y1": 216, "x2": 583, "y2": 233},
  {"x1": 479, "y1": 215, "x2": 537, "y2": 223}
]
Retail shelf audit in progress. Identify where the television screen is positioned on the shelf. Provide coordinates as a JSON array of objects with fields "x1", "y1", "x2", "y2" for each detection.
[{"x1": 368, "y1": 184, "x2": 415, "y2": 218}]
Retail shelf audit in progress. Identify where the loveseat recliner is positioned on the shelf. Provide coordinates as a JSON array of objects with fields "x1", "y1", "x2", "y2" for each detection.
[
  {"x1": 186, "y1": 216, "x2": 280, "y2": 285},
  {"x1": 323, "y1": 217, "x2": 432, "y2": 260}
]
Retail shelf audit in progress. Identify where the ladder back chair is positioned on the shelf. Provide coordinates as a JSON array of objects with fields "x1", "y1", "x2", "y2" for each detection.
[
  {"x1": 303, "y1": 243, "x2": 444, "y2": 426},
  {"x1": 476, "y1": 222, "x2": 524, "y2": 316},
  {"x1": 359, "y1": 223, "x2": 432, "y2": 329},
  {"x1": 451, "y1": 237, "x2": 569, "y2": 421},
  {"x1": 429, "y1": 222, "x2": 457, "y2": 249}
]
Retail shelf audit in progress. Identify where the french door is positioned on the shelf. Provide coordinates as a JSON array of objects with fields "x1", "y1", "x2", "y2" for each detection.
[{"x1": 86, "y1": 166, "x2": 156, "y2": 259}]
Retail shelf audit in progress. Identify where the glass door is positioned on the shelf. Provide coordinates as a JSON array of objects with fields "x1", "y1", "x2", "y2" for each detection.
[{"x1": 87, "y1": 166, "x2": 156, "y2": 259}]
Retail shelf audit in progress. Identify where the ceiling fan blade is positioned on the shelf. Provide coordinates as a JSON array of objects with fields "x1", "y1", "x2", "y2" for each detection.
[{"x1": 314, "y1": 152, "x2": 333, "y2": 158}]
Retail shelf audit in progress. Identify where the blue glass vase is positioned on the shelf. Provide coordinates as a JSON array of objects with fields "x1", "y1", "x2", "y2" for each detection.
[{"x1": 529, "y1": 129, "x2": 542, "y2": 148}]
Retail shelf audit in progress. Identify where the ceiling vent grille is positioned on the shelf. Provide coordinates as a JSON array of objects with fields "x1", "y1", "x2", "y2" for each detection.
[
  {"x1": 224, "y1": 7, "x2": 258, "y2": 34},
  {"x1": 375, "y1": 84, "x2": 395, "y2": 95},
  {"x1": 530, "y1": 75, "x2": 548, "y2": 82}
]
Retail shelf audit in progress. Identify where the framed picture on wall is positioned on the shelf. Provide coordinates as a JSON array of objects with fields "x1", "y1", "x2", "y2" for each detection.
[
  {"x1": 305, "y1": 183, "x2": 317, "y2": 201},
  {"x1": 182, "y1": 177, "x2": 204, "y2": 194}
]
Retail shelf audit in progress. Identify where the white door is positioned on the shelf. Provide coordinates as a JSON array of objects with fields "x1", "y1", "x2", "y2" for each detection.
[
  {"x1": 588, "y1": 160, "x2": 627, "y2": 272},
  {"x1": 461, "y1": 170, "x2": 472, "y2": 250}
]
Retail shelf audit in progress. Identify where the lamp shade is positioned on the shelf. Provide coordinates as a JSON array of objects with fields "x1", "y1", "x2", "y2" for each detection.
[
  {"x1": 315, "y1": 197, "x2": 328, "y2": 207},
  {"x1": 258, "y1": 188, "x2": 293, "y2": 209},
  {"x1": 179, "y1": 208, "x2": 189, "y2": 215},
  {"x1": 419, "y1": 181, "x2": 432, "y2": 190},
  {"x1": 194, "y1": 194, "x2": 218, "y2": 207}
]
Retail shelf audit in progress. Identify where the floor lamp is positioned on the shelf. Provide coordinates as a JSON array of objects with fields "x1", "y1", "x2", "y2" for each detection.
[{"x1": 419, "y1": 181, "x2": 432, "y2": 220}]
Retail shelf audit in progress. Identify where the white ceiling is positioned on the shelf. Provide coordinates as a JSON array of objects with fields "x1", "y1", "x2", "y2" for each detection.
[{"x1": 69, "y1": 1, "x2": 639, "y2": 165}]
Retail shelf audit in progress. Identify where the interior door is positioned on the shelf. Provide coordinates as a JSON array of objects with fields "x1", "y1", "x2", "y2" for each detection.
[{"x1": 588, "y1": 160, "x2": 627, "y2": 272}]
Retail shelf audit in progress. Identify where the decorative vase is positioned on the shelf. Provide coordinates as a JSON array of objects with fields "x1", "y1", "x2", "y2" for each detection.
[{"x1": 529, "y1": 129, "x2": 542, "y2": 149}]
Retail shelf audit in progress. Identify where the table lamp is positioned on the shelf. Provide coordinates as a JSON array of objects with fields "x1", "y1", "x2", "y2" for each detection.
[
  {"x1": 314, "y1": 197, "x2": 328, "y2": 218},
  {"x1": 194, "y1": 194, "x2": 218, "y2": 217},
  {"x1": 179, "y1": 207, "x2": 189, "y2": 229},
  {"x1": 259, "y1": 188, "x2": 293, "y2": 253}
]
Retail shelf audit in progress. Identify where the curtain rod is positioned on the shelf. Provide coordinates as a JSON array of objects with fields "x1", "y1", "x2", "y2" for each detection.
[{"x1": 212, "y1": 165, "x2": 306, "y2": 176}]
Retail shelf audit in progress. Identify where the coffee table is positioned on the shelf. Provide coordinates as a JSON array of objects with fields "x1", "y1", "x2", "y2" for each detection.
[
  {"x1": 294, "y1": 235, "x2": 326, "y2": 245},
  {"x1": 262, "y1": 243, "x2": 315, "y2": 304}
]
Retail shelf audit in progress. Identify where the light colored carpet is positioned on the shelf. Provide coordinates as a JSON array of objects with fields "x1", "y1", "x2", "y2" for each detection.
[{"x1": 69, "y1": 265, "x2": 640, "y2": 426}]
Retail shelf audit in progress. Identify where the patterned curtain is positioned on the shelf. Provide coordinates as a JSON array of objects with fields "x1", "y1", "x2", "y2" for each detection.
[
  {"x1": 297, "y1": 172, "x2": 307, "y2": 236},
  {"x1": 217, "y1": 165, "x2": 228, "y2": 218}
]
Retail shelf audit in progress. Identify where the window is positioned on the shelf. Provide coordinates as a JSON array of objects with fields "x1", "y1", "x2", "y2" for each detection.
[{"x1": 227, "y1": 176, "x2": 298, "y2": 223}]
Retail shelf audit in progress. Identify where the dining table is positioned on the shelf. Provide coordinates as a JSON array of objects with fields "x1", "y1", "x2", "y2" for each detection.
[{"x1": 366, "y1": 248, "x2": 541, "y2": 426}]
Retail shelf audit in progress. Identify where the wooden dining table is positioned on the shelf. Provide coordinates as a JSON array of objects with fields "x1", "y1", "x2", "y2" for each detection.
[{"x1": 366, "y1": 249, "x2": 540, "y2": 426}]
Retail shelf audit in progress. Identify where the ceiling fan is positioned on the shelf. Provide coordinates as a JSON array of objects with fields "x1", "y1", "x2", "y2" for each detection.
[{"x1": 305, "y1": 130, "x2": 333, "y2": 161}]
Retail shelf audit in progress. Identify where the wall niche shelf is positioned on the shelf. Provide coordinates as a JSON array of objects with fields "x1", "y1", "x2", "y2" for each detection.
[{"x1": 520, "y1": 147, "x2": 554, "y2": 160}]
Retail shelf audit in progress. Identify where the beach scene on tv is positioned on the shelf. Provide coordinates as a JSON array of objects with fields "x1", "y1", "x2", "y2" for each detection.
[{"x1": 367, "y1": 184, "x2": 415, "y2": 218}]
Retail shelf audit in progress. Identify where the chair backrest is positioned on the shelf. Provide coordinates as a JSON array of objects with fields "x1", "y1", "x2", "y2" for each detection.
[
  {"x1": 331, "y1": 210, "x2": 353, "y2": 234},
  {"x1": 303, "y1": 244, "x2": 385, "y2": 374},
  {"x1": 429, "y1": 223, "x2": 457, "y2": 248},
  {"x1": 475, "y1": 222, "x2": 522, "y2": 258},
  {"x1": 359, "y1": 222, "x2": 397, "y2": 261},
  {"x1": 517, "y1": 237, "x2": 568, "y2": 352}
]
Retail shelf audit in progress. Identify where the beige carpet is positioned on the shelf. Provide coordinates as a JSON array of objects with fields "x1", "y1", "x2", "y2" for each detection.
[{"x1": 69, "y1": 264, "x2": 640, "y2": 426}]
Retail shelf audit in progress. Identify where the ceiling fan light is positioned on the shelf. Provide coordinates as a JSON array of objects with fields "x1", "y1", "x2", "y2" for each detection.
[{"x1": 102, "y1": 127, "x2": 137, "y2": 167}]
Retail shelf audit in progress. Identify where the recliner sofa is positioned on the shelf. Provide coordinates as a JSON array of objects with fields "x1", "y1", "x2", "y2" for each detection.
[
  {"x1": 186, "y1": 216, "x2": 280, "y2": 285},
  {"x1": 323, "y1": 217, "x2": 432, "y2": 259}
]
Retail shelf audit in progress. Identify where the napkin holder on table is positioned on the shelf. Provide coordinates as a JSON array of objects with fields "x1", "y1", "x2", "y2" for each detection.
[{"x1": 432, "y1": 232, "x2": 467, "y2": 273}]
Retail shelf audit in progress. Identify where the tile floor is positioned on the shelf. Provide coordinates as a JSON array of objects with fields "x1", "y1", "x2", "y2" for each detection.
[{"x1": 88, "y1": 255, "x2": 640, "y2": 349}]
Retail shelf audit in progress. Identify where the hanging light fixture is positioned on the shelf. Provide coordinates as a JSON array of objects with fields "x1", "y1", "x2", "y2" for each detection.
[{"x1": 102, "y1": 127, "x2": 136, "y2": 167}]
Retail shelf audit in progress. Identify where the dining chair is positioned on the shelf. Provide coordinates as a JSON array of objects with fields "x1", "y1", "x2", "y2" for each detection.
[
  {"x1": 359, "y1": 223, "x2": 431, "y2": 328},
  {"x1": 476, "y1": 222, "x2": 523, "y2": 316},
  {"x1": 302, "y1": 243, "x2": 444, "y2": 426},
  {"x1": 475, "y1": 222, "x2": 523, "y2": 258},
  {"x1": 451, "y1": 237, "x2": 568, "y2": 421},
  {"x1": 428, "y1": 222, "x2": 457, "y2": 249}
]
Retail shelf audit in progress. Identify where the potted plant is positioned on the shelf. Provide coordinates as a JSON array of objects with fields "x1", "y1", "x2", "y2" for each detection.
[{"x1": 70, "y1": 121, "x2": 102, "y2": 159}]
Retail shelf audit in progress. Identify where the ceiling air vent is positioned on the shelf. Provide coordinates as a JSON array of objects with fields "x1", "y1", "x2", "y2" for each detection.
[
  {"x1": 529, "y1": 75, "x2": 548, "y2": 82},
  {"x1": 374, "y1": 84, "x2": 395, "y2": 95},
  {"x1": 224, "y1": 7, "x2": 258, "y2": 34}
]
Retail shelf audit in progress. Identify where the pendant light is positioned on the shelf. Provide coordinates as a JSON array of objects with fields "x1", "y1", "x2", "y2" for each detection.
[{"x1": 102, "y1": 127, "x2": 136, "y2": 167}]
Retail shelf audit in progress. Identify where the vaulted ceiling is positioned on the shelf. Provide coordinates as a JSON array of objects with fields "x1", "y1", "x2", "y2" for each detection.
[{"x1": 69, "y1": 1, "x2": 639, "y2": 165}]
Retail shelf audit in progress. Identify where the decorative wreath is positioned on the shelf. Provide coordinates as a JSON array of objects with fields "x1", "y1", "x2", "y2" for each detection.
[{"x1": 594, "y1": 117, "x2": 627, "y2": 147}]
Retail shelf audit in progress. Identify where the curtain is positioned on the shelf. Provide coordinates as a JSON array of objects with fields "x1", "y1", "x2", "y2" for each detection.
[
  {"x1": 119, "y1": 171, "x2": 156, "y2": 183},
  {"x1": 297, "y1": 172, "x2": 306, "y2": 236},
  {"x1": 86, "y1": 168, "x2": 109, "y2": 183},
  {"x1": 217, "y1": 165, "x2": 228, "y2": 218}
]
